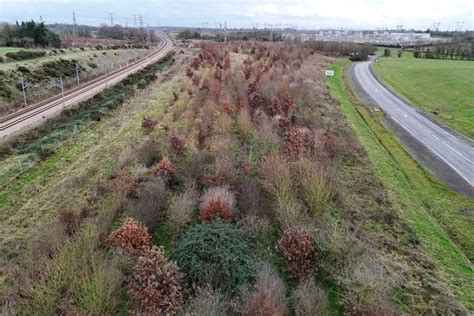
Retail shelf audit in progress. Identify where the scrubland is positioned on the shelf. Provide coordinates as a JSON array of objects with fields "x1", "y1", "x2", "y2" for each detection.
[{"x1": 0, "y1": 41, "x2": 472, "y2": 315}]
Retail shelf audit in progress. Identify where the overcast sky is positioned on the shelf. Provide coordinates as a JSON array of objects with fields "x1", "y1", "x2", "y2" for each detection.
[{"x1": 0, "y1": 0, "x2": 472, "y2": 30}]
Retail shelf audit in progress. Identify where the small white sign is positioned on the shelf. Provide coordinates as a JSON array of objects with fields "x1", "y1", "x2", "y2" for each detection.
[{"x1": 325, "y1": 70, "x2": 334, "y2": 76}]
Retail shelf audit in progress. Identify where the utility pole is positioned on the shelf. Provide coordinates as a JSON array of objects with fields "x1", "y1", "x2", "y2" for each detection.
[
  {"x1": 75, "y1": 63, "x2": 80, "y2": 86},
  {"x1": 107, "y1": 12, "x2": 114, "y2": 26},
  {"x1": 146, "y1": 25, "x2": 151, "y2": 44},
  {"x1": 59, "y1": 75, "x2": 65, "y2": 107},
  {"x1": 72, "y1": 11, "x2": 77, "y2": 39},
  {"x1": 20, "y1": 75, "x2": 27, "y2": 107},
  {"x1": 224, "y1": 21, "x2": 227, "y2": 43},
  {"x1": 125, "y1": 18, "x2": 128, "y2": 27},
  {"x1": 456, "y1": 21, "x2": 464, "y2": 32},
  {"x1": 139, "y1": 14, "x2": 143, "y2": 29}
]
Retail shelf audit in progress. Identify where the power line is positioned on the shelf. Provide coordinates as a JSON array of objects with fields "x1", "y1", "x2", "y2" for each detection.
[
  {"x1": 72, "y1": 11, "x2": 77, "y2": 39},
  {"x1": 107, "y1": 12, "x2": 114, "y2": 26}
]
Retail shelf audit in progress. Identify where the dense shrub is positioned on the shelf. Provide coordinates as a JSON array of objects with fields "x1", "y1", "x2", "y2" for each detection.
[
  {"x1": 129, "y1": 246, "x2": 184, "y2": 314},
  {"x1": 199, "y1": 186, "x2": 235, "y2": 222},
  {"x1": 41, "y1": 58, "x2": 81, "y2": 77},
  {"x1": 108, "y1": 218, "x2": 151, "y2": 255},
  {"x1": 170, "y1": 132, "x2": 187, "y2": 156},
  {"x1": 152, "y1": 156, "x2": 175, "y2": 177},
  {"x1": 283, "y1": 127, "x2": 313, "y2": 159},
  {"x1": 292, "y1": 278, "x2": 329, "y2": 316},
  {"x1": 199, "y1": 198, "x2": 233, "y2": 222},
  {"x1": 142, "y1": 116, "x2": 158, "y2": 130},
  {"x1": 105, "y1": 171, "x2": 138, "y2": 197},
  {"x1": 173, "y1": 220, "x2": 256, "y2": 294},
  {"x1": 277, "y1": 227, "x2": 317, "y2": 279},
  {"x1": 5, "y1": 50, "x2": 46, "y2": 60}
]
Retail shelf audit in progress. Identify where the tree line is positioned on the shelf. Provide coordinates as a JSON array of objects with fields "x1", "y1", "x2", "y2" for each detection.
[
  {"x1": 305, "y1": 41, "x2": 376, "y2": 61},
  {"x1": 0, "y1": 21, "x2": 61, "y2": 48},
  {"x1": 414, "y1": 42, "x2": 474, "y2": 61}
]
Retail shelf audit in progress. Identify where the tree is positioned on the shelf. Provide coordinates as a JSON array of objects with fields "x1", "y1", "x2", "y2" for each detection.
[{"x1": 383, "y1": 48, "x2": 391, "y2": 57}]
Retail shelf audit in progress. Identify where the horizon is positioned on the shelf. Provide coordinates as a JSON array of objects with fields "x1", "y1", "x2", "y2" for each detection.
[{"x1": 0, "y1": 0, "x2": 472, "y2": 31}]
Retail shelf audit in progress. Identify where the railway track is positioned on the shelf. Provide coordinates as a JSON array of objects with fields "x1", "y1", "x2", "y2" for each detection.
[{"x1": 0, "y1": 34, "x2": 173, "y2": 139}]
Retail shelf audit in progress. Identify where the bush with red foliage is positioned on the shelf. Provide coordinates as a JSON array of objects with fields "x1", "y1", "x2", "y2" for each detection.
[
  {"x1": 152, "y1": 156, "x2": 175, "y2": 177},
  {"x1": 321, "y1": 127, "x2": 339, "y2": 158},
  {"x1": 108, "y1": 218, "x2": 151, "y2": 255},
  {"x1": 105, "y1": 171, "x2": 138, "y2": 196},
  {"x1": 141, "y1": 116, "x2": 158, "y2": 131},
  {"x1": 282, "y1": 127, "x2": 313, "y2": 158},
  {"x1": 276, "y1": 227, "x2": 317, "y2": 279},
  {"x1": 170, "y1": 132, "x2": 186, "y2": 156},
  {"x1": 129, "y1": 246, "x2": 184, "y2": 314},
  {"x1": 186, "y1": 67, "x2": 194, "y2": 78},
  {"x1": 199, "y1": 198, "x2": 233, "y2": 222}
]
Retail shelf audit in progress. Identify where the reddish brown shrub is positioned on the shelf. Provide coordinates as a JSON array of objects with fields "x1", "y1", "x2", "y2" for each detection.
[
  {"x1": 277, "y1": 116, "x2": 291, "y2": 134},
  {"x1": 283, "y1": 128, "x2": 307, "y2": 158},
  {"x1": 152, "y1": 156, "x2": 175, "y2": 177},
  {"x1": 106, "y1": 171, "x2": 138, "y2": 196},
  {"x1": 321, "y1": 127, "x2": 339, "y2": 158},
  {"x1": 186, "y1": 67, "x2": 194, "y2": 78},
  {"x1": 108, "y1": 218, "x2": 151, "y2": 255},
  {"x1": 282, "y1": 127, "x2": 314, "y2": 159},
  {"x1": 170, "y1": 132, "x2": 186, "y2": 156},
  {"x1": 141, "y1": 116, "x2": 158, "y2": 130},
  {"x1": 280, "y1": 94, "x2": 296, "y2": 114},
  {"x1": 276, "y1": 227, "x2": 317, "y2": 279},
  {"x1": 58, "y1": 210, "x2": 80, "y2": 237},
  {"x1": 199, "y1": 198, "x2": 233, "y2": 222},
  {"x1": 129, "y1": 246, "x2": 184, "y2": 314}
]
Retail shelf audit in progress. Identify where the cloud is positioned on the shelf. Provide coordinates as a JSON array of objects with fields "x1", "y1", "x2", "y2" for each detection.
[{"x1": 0, "y1": 0, "x2": 472, "y2": 30}]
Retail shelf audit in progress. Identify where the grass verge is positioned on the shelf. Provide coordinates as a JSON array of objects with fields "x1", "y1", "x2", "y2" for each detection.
[{"x1": 327, "y1": 60, "x2": 473, "y2": 310}]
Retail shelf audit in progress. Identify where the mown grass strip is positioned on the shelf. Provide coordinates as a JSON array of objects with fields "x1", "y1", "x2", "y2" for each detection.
[{"x1": 327, "y1": 60, "x2": 474, "y2": 310}]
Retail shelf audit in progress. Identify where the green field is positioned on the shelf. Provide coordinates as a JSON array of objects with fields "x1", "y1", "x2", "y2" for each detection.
[
  {"x1": 0, "y1": 47, "x2": 24, "y2": 56},
  {"x1": 373, "y1": 55, "x2": 474, "y2": 138}
]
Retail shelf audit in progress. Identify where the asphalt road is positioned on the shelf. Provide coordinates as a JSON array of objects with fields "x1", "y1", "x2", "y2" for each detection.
[{"x1": 350, "y1": 58, "x2": 474, "y2": 197}]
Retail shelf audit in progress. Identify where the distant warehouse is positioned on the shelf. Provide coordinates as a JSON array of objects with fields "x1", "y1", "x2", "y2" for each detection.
[{"x1": 390, "y1": 32, "x2": 431, "y2": 41}]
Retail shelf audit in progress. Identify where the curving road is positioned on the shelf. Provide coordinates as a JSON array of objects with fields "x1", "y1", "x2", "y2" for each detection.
[
  {"x1": 0, "y1": 34, "x2": 173, "y2": 141},
  {"x1": 350, "y1": 58, "x2": 474, "y2": 197}
]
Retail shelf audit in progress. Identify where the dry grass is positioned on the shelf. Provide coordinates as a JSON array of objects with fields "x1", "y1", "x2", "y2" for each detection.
[
  {"x1": 168, "y1": 184, "x2": 198, "y2": 236},
  {"x1": 292, "y1": 278, "x2": 329, "y2": 316},
  {"x1": 128, "y1": 178, "x2": 169, "y2": 231},
  {"x1": 294, "y1": 158, "x2": 335, "y2": 215},
  {"x1": 242, "y1": 263, "x2": 287, "y2": 316}
]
